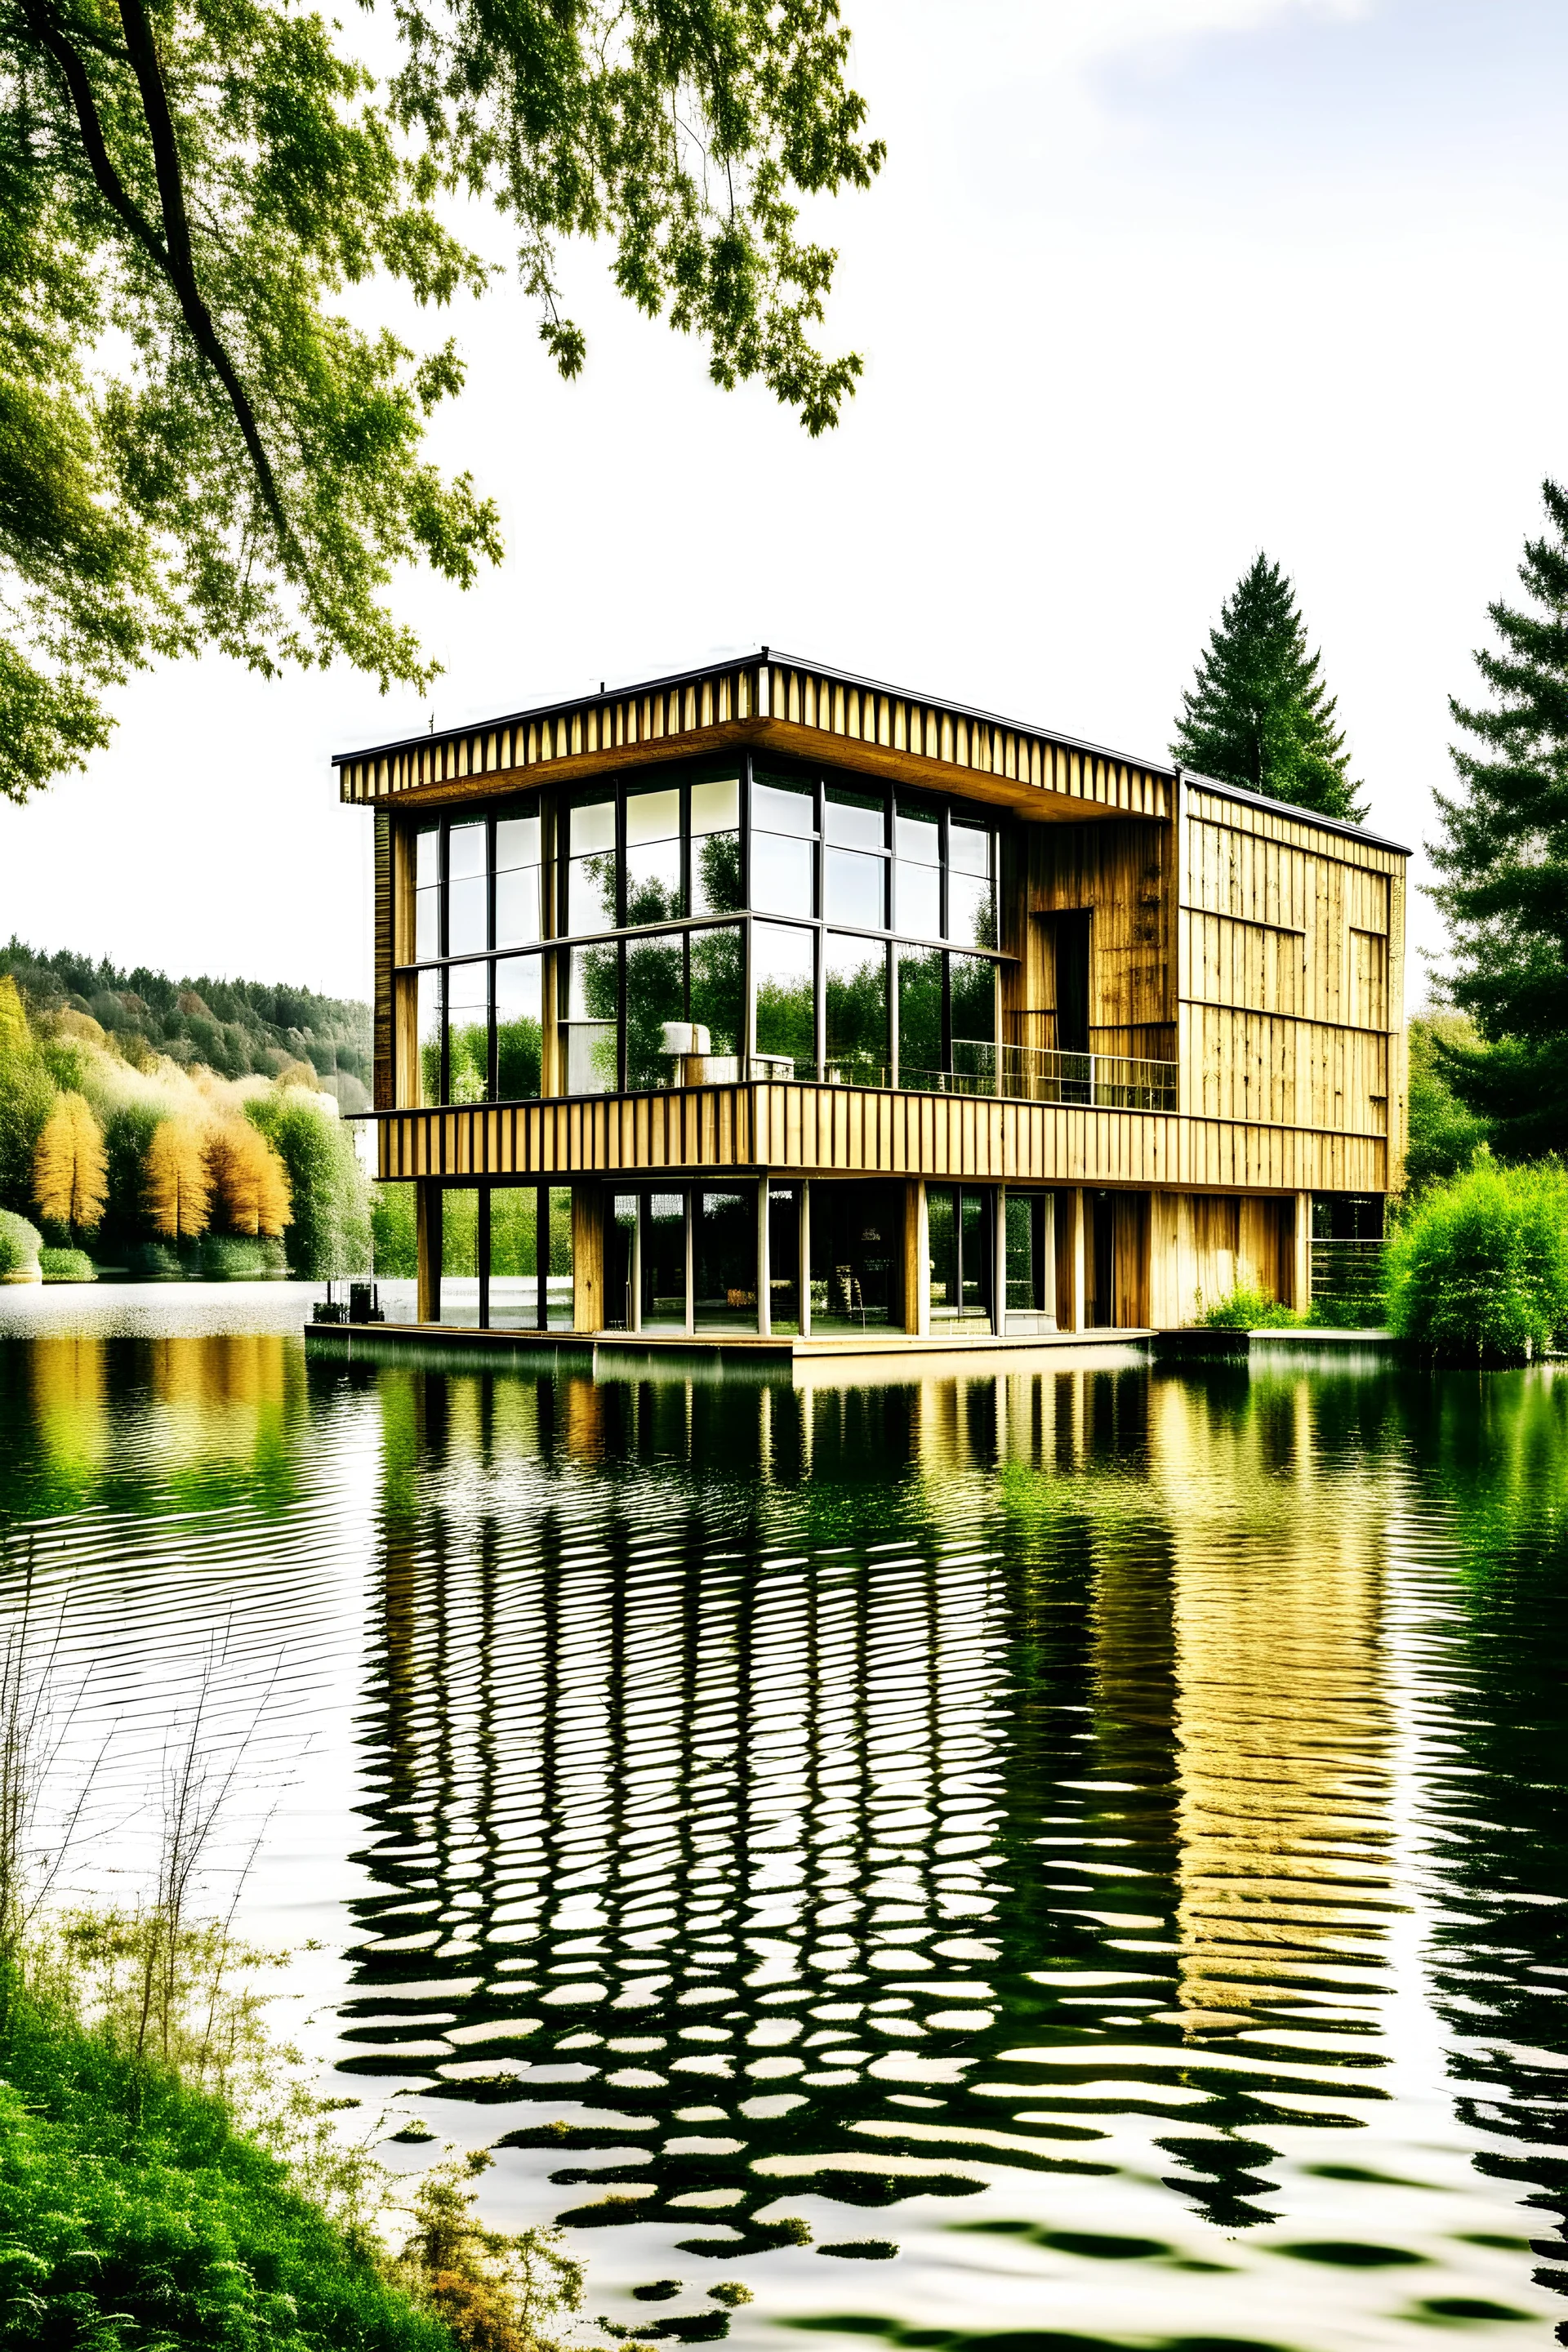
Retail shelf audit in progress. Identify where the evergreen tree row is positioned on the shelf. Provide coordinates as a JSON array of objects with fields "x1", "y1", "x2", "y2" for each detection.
[{"x1": 0, "y1": 938, "x2": 371, "y2": 1108}]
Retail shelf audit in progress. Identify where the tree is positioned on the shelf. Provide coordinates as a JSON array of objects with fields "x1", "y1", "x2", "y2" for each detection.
[
  {"x1": 32, "y1": 1089, "x2": 107, "y2": 1236},
  {"x1": 205, "y1": 1118, "x2": 290, "y2": 1237},
  {"x1": 0, "y1": 978, "x2": 56, "y2": 1216},
  {"x1": 1172, "y1": 555, "x2": 1366, "y2": 822},
  {"x1": 1404, "y1": 1014, "x2": 1491, "y2": 1192},
  {"x1": 143, "y1": 1116, "x2": 210, "y2": 1240},
  {"x1": 247, "y1": 1089, "x2": 368, "y2": 1275},
  {"x1": 2, "y1": 0, "x2": 883, "y2": 800},
  {"x1": 1428, "y1": 479, "x2": 1568, "y2": 1158}
]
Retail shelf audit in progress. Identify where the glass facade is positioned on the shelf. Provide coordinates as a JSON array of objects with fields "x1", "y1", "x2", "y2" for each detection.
[{"x1": 395, "y1": 759, "x2": 1001, "y2": 1106}]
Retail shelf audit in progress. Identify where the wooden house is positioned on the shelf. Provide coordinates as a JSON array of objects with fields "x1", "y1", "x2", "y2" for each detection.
[{"x1": 336, "y1": 649, "x2": 1407, "y2": 1344}]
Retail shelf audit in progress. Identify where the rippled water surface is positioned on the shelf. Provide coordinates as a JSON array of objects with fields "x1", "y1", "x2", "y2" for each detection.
[{"x1": 2, "y1": 1286, "x2": 1568, "y2": 2350}]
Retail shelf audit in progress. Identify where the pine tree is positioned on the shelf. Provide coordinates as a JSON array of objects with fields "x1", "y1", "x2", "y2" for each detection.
[
  {"x1": 1172, "y1": 555, "x2": 1366, "y2": 822},
  {"x1": 1429, "y1": 479, "x2": 1568, "y2": 1156},
  {"x1": 33, "y1": 1092, "x2": 107, "y2": 1237},
  {"x1": 144, "y1": 1118, "x2": 211, "y2": 1241}
]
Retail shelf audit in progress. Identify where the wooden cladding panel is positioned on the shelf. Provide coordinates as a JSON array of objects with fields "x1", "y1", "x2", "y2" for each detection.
[
  {"x1": 373, "y1": 812, "x2": 394, "y2": 1112},
  {"x1": 372, "y1": 1085, "x2": 1386, "y2": 1196},
  {"x1": 1183, "y1": 1005, "x2": 1390, "y2": 1133},
  {"x1": 1178, "y1": 786, "x2": 1405, "y2": 1150},
  {"x1": 337, "y1": 657, "x2": 1172, "y2": 828}
]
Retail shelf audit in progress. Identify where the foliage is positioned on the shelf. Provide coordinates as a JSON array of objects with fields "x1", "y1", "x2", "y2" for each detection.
[
  {"x1": 1, "y1": 0, "x2": 880, "y2": 799},
  {"x1": 38, "y1": 1246, "x2": 94, "y2": 1281},
  {"x1": 1172, "y1": 553, "x2": 1367, "y2": 823},
  {"x1": 1192, "y1": 1283, "x2": 1300, "y2": 1330},
  {"x1": 247, "y1": 1089, "x2": 370, "y2": 1276},
  {"x1": 145, "y1": 1112, "x2": 213, "y2": 1240},
  {"x1": 1385, "y1": 1154, "x2": 1568, "y2": 1364},
  {"x1": 388, "y1": 2152, "x2": 585, "y2": 2352},
  {"x1": 372, "y1": 1180, "x2": 417, "y2": 1278},
  {"x1": 0, "y1": 980, "x2": 55, "y2": 1217},
  {"x1": 199, "y1": 1233, "x2": 286, "y2": 1278},
  {"x1": 0, "y1": 2015, "x2": 456, "y2": 2350},
  {"x1": 30, "y1": 1088, "x2": 106, "y2": 1236},
  {"x1": 206, "y1": 1116, "x2": 292, "y2": 1239},
  {"x1": 0, "y1": 1209, "x2": 42, "y2": 1276},
  {"x1": 2, "y1": 936, "x2": 371, "y2": 1106},
  {"x1": 1428, "y1": 479, "x2": 1568, "y2": 1156},
  {"x1": 1405, "y1": 1013, "x2": 1492, "y2": 1191}
]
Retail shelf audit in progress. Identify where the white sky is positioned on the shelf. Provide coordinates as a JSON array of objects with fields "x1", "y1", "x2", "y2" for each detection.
[{"x1": 3, "y1": 0, "x2": 1565, "y2": 1003}]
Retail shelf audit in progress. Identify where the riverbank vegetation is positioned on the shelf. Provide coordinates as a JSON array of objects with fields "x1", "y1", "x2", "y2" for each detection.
[
  {"x1": 0, "y1": 1602, "x2": 597, "y2": 2352},
  {"x1": 0, "y1": 974, "x2": 369, "y2": 1280}
]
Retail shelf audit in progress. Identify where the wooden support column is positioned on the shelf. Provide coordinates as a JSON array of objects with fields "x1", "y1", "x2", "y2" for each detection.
[
  {"x1": 904, "y1": 1180, "x2": 929, "y2": 1335},
  {"x1": 799, "y1": 1183, "x2": 812, "y2": 1338},
  {"x1": 1058, "y1": 1186, "x2": 1086, "y2": 1334},
  {"x1": 757, "y1": 1177, "x2": 772, "y2": 1339},
  {"x1": 416, "y1": 1179, "x2": 442, "y2": 1325},
  {"x1": 1293, "y1": 1190, "x2": 1312, "y2": 1312},
  {"x1": 572, "y1": 1183, "x2": 604, "y2": 1332},
  {"x1": 993, "y1": 1185, "x2": 1007, "y2": 1337},
  {"x1": 684, "y1": 1191, "x2": 695, "y2": 1336}
]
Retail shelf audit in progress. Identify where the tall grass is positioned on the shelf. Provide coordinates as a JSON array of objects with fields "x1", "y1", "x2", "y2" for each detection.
[{"x1": 0, "y1": 1562, "x2": 599, "y2": 2351}]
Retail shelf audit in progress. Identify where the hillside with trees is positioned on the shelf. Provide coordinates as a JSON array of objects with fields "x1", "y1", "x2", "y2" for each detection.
[
  {"x1": 0, "y1": 938, "x2": 370, "y2": 1111},
  {"x1": 0, "y1": 973, "x2": 368, "y2": 1281}
]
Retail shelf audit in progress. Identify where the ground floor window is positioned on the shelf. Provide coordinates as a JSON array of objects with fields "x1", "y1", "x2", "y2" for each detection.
[
  {"x1": 808, "y1": 1180, "x2": 902, "y2": 1331},
  {"x1": 927, "y1": 1184, "x2": 993, "y2": 1332},
  {"x1": 424, "y1": 1182, "x2": 572, "y2": 1329}
]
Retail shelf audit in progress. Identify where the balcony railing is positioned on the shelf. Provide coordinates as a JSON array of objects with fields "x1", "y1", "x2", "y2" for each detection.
[{"x1": 626, "y1": 1040, "x2": 1178, "y2": 1111}]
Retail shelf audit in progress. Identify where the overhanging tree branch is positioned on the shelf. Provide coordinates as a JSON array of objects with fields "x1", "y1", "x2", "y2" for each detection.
[{"x1": 26, "y1": 0, "x2": 299, "y2": 566}]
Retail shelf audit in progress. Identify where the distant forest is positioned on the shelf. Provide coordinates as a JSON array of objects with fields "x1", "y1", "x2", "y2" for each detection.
[{"x1": 1, "y1": 938, "x2": 372, "y2": 1111}]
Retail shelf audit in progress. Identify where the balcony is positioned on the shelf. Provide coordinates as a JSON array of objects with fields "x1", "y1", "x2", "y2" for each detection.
[{"x1": 571, "y1": 1031, "x2": 1178, "y2": 1111}]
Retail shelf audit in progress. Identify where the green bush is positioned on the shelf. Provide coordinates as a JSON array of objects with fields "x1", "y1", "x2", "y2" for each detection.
[
  {"x1": 0, "y1": 1208, "x2": 42, "y2": 1276},
  {"x1": 127, "y1": 1239, "x2": 185, "y2": 1281},
  {"x1": 38, "y1": 1247, "x2": 96, "y2": 1283},
  {"x1": 1386, "y1": 1155, "x2": 1568, "y2": 1363},
  {"x1": 1194, "y1": 1283, "x2": 1300, "y2": 1330},
  {"x1": 0, "y1": 2003, "x2": 453, "y2": 2352},
  {"x1": 199, "y1": 1234, "x2": 287, "y2": 1280},
  {"x1": 247, "y1": 1092, "x2": 371, "y2": 1278}
]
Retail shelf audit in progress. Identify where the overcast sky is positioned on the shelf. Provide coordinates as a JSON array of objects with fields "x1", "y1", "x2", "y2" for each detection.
[{"x1": 4, "y1": 0, "x2": 1565, "y2": 1003}]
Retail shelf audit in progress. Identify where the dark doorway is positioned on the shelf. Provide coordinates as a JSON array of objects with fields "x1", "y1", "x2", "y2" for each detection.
[{"x1": 1052, "y1": 911, "x2": 1092, "y2": 1055}]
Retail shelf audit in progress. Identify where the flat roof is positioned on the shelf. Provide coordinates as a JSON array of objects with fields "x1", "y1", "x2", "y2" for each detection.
[{"x1": 334, "y1": 645, "x2": 1409, "y2": 853}]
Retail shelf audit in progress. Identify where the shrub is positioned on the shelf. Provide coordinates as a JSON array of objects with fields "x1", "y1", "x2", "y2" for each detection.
[
  {"x1": 1194, "y1": 1283, "x2": 1300, "y2": 1330},
  {"x1": 0, "y1": 1207, "x2": 42, "y2": 1276},
  {"x1": 39, "y1": 1247, "x2": 96, "y2": 1283},
  {"x1": 199, "y1": 1235, "x2": 287, "y2": 1280},
  {"x1": 1386, "y1": 1155, "x2": 1568, "y2": 1363},
  {"x1": 127, "y1": 1239, "x2": 185, "y2": 1281}
]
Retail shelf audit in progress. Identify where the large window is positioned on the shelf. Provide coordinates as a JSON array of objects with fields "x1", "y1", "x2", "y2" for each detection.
[
  {"x1": 399, "y1": 760, "x2": 1004, "y2": 1104},
  {"x1": 399, "y1": 799, "x2": 545, "y2": 1107}
]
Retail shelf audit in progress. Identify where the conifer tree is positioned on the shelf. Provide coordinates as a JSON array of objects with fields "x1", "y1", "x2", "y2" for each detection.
[
  {"x1": 33, "y1": 1093, "x2": 108, "y2": 1237},
  {"x1": 206, "y1": 1121, "x2": 291, "y2": 1240},
  {"x1": 1428, "y1": 479, "x2": 1568, "y2": 1156},
  {"x1": 144, "y1": 1118, "x2": 211, "y2": 1241},
  {"x1": 1172, "y1": 555, "x2": 1366, "y2": 822}
]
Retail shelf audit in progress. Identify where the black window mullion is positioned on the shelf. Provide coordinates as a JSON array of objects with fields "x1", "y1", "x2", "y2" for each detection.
[
  {"x1": 740, "y1": 751, "x2": 752, "y2": 913},
  {"x1": 537, "y1": 1182, "x2": 548, "y2": 1328},
  {"x1": 942, "y1": 950, "x2": 952, "y2": 1082},
  {"x1": 478, "y1": 1184, "x2": 491, "y2": 1329},
  {"x1": 438, "y1": 819, "x2": 450, "y2": 1102},
  {"x1": 616, "y1": 938, "x2": 627, "y2": 1094}
]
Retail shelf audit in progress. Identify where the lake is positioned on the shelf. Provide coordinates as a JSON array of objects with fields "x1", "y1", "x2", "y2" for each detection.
[{"x1": 2, "y1": 1285, "x2": 1566, "y2": 2350}]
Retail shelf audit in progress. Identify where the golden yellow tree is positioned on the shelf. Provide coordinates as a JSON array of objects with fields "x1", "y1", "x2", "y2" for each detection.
[
  {"x1": 207, "y1": 1120, "x2": 292, "y2": 1239},
  {"x1": 33, "y1": 1092, "x2": 109, "y2": 1236},
  {"x1": 145, "y1": 1118, "x2": 212, "y2": 1241}
]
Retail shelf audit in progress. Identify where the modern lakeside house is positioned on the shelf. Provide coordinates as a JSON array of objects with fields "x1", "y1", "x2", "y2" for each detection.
[{"x1": 330, "y1": 649, "x2": 1407, "y2": 1352}]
